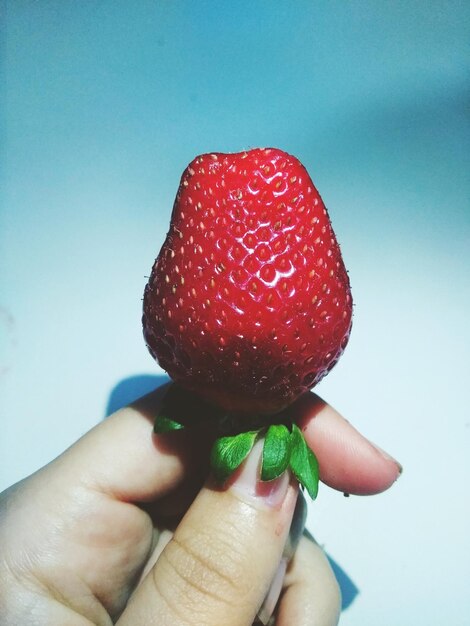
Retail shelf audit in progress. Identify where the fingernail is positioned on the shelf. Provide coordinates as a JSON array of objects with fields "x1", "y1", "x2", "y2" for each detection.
[
  {"x1": 370, "y1": 441, "x2": 403, "y2": 475},
  {"x1": 230, "y1": 439, "x2": 290, "y2": 508}
]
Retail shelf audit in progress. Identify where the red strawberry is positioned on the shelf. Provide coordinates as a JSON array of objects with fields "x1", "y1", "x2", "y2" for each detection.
[{"x1": 143, "y1": 148, "x2": 352, "y2": 417}]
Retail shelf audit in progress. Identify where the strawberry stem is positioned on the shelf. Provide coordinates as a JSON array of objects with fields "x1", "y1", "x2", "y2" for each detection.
[{"x1": 153, "y1": 384, "x2": 319, "y2": 499}]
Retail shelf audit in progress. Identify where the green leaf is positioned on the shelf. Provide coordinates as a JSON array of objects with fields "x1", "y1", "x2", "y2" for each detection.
[
  {"x1": 261, "y1": 424, "x2": 291, "y2": 481},
  {"x1": 289, "y1": 424, "x2": 319, "y2": 500},
  {"x1": 210, "y1": 431, "x2": 258, "y2": 483},
  {"x1": 154, "y1": 414, "x2": 185, "y2": 433}
]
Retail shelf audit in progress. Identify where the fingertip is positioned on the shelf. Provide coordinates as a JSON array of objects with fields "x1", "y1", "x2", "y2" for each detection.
[{"x1": 293, "y1": 393, "x2": 402, "y2": 495}]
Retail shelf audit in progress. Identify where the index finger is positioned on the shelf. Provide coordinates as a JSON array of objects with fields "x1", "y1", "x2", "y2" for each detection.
[
  {"x1": 47, "y1": 387, "x2": 401, "y2": 504},
  {"x1": 46, "y1": 385, "x2": 209, "y2": 502}
]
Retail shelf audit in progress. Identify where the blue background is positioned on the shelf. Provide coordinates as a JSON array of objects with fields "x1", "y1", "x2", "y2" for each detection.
[{"x1": 1, "y1": 2, "x2": 469, "y2": 624}]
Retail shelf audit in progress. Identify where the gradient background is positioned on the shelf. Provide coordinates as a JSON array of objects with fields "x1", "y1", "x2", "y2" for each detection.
[{"x1": 1, "y1": 2, "x2": 469, "y2": 624}]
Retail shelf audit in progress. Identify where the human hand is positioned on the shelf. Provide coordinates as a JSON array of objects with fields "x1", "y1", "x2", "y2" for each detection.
[{"x1": 0, "y1": 386, "x2": 401, "y2": 626}]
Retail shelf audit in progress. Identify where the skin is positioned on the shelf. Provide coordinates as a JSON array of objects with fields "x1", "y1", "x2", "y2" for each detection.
[{"x1": 0, "y1": 388, "x2": 401, "y2": 626}]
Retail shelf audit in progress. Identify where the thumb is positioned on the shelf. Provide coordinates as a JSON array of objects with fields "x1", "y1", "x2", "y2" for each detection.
[{"x1": 118, "y1": 440, "x2": 298, "y2": 626}]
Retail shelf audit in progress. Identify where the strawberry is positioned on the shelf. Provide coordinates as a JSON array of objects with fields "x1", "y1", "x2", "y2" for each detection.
[{"x1": 143, "y1": 148, "x2": 352, "y2": 497}]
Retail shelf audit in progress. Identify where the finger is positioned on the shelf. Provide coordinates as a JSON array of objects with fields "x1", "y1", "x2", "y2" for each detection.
[
  {"x1": 118, "y1": 441, "x2": 299, "y2": 626},
  {"x1": 276, "y1": 534, "x2": 341, "y2": 626},
  {"x1": 39, "y1": 386, "x2": 399, "y2": 504},
  {"x1": 256, "y1": 492, "x2": 308, "y2": 625},
  {"x1": 291, "y1": 393, "x2": 402, "y2": 495},
  {"x1": 42, "y1": 385, "x2": 211, "y2": 502}
]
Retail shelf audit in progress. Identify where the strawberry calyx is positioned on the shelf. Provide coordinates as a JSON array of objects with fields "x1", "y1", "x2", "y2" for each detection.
[
  {"x1": 154, "y1": 385, "x2": 319, "y2": 499},
  {"x1": 210, "y1": 424, "x2": 319, "y2": 500}
]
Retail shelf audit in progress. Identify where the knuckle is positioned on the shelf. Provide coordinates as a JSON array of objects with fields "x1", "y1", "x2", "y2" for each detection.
[{"x1": 154, "y1": 529, "x2": 248, "y2": 622}]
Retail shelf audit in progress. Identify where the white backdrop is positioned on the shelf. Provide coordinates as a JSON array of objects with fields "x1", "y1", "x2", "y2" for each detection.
[{"x1": 1, "y1": 2, "x2": 469, "y2": 624}]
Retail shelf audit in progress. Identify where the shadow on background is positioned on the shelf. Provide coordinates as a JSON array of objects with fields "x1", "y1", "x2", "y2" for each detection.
[
  {"x1": 327, "y1": 555, "x2": 359, "y2": 610},
  {"x1": 105, "y1": 373, "x2": 170, "y2": 416},
  {"x1": 105, "y1": 374, "x2": 359, "y2": 611}
]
